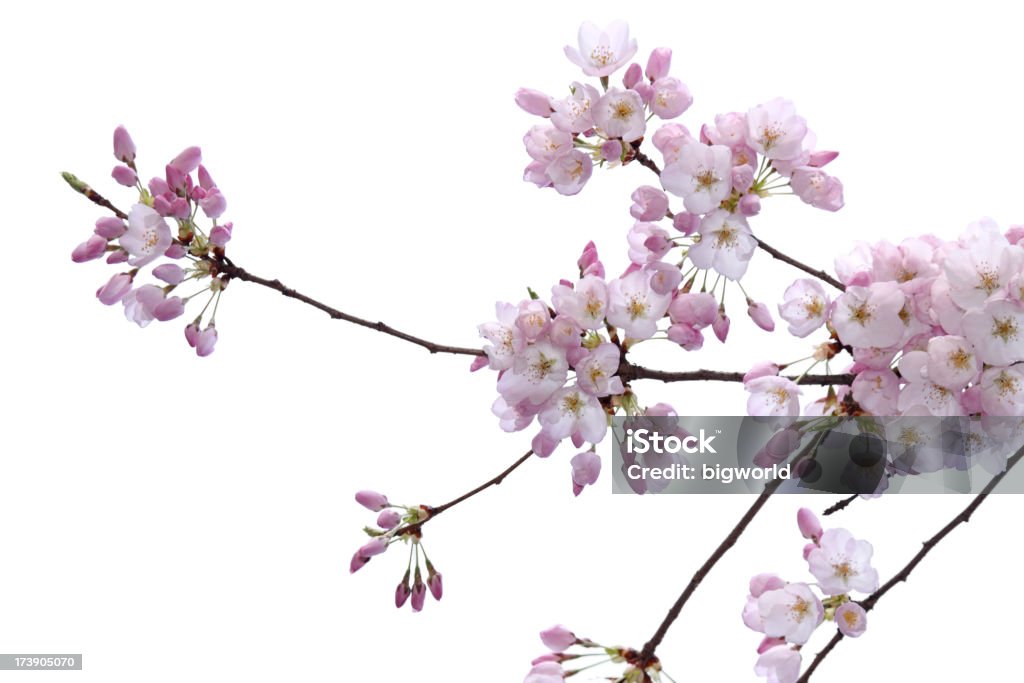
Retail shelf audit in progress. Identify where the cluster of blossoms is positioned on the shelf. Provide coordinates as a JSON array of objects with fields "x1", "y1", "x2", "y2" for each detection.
[
  {"x1": 68, "y1": 126, "x2": 235, "y2": 355},
  {"x1": 747, "y1": 219, "x2": 1024, "y2": 418},
  {"x1": 349, "y1": 491, "x2": 442, "y2": 612},
  {"x1": 743, "y1": 508, "x2": 878, "y2": 683},
  {"x1": 524, "y1": 624, "x2": 665, "y2": 683}
]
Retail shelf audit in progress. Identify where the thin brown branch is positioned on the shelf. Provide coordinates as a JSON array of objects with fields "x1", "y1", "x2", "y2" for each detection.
[
  {"x1": 754, "y1": 237, "x2": 846, "y2": 292},
  {"x1": 822, "y1": 493, "x2": 859, "y2": 516},
  {"x1": 621, "y1": 363, "x2": 854, "y2": 387},
  {"x1": 798, "y1": 443, "x2": 1024, "y2": 681},
  {"x1": 214, "y1": 259, "x2": 486, "y2": 357},
  {"x1": 396, "y1": 450, "x2": 535, "y2": 537},
  {"x1": 61, "y1": 172, "x2": 128, "y2": 219},
  {"x1": 637, "y1": 430, "x2": 830, "y2": 666},
  {"x1": 630, "y1": 141, "x2": 663, "y2": 176}
]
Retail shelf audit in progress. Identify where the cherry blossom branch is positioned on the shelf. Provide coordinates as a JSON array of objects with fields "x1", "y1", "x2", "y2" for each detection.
[
  {"x1": 394, "y1": 449, "x2": 535, "y2": 538},
  {"x1": 625, "y1": 144, "x2": 847, "y2": 292},
  {"x1": 822, "y1": 493, "x2": 859, "y2": 516},
  {"x1": 637, "y1": 430, "x2": 830, "y2": 667},
  {"x1": 619, "y1": 364, "x2": 854, "y2": 386},
  {"x1": 797, "y1": 443, "x2": 1024, "y2": 682},
  {"x1": 213, "y1": 259, "x2": 486, "y2": 357},
  {"x1": 753, "y1": 237, "x2": 846, "y2": 292},
  {"x1": 62, "y1": 172, "x2": 129, "y2": 220}
]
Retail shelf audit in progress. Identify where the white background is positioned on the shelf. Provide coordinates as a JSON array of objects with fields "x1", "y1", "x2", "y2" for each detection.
[{"x1": 1, "y1": 1, "x2": 1022, "y2": 681}]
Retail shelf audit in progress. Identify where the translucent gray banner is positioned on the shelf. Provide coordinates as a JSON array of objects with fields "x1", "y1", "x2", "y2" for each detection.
[
  {"x1": 610, "y1": 416, "x2": 1024, "y2": 494},
  {"x1": 0, "y1": 654, "x2": 82, "y2": 670}
]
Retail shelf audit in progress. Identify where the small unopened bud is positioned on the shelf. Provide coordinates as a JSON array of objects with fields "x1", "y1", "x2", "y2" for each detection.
[
  {"x1": 355, "y1": 490, "x2": 389, "y2": 511},
  {"x1": 797, "y1": 508, "x2": 823, "y2": 543},
  {"x1": 645, "y1": 47, "x2": 672, "y2": 81},
  {"x1": 747, "y1": 299, "x2": 776, "y2": 332}
]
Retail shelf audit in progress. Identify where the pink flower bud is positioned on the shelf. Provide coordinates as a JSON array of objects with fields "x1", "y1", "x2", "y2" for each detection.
[
  {"x1": 808, "y1": 150, "x2": 839, "y2": 168},
  {"x1": 106, "y1": 249, "x2": 129, "y2": 264},
  {"x1": 743, "y1": 362, "x2": 779, "y2": 383},
  {"x1": 94, "y1": 217, "x2": 127, "y2": 239},
  {"x1": 540, "y1": 625, "x2": 576, "y2": 652},
  {"x1": 349, "y1": 552, "x2": 369, "y2": 574},
  {"x1": 514, "y1": 88, "x2": 553, "y2": 117},
  {"x1": 670, "y1": 292, "x2": 718, "y2": 328},
  {"x1": 797, "y1": 508, "x2": 823, "y2": 542},
  {"x1": 757, "y1": 637, "x2": 786, "y2": 655},
  {"x1": 601, "y1": 139, "x2": 623, "y2": 162},
  {"x1": 732, "y1": 165, "x2": 754, "y2": 193},
  {"x1": 113, "y1": 125, "x2": 136, "y2": 164},
  {"x1": 469, "y1": 355, "x2": 488, "y2": 372},
  {"x1": 153, "y1": 263, "x2": 185, "y2": 285},
  {"x1": 712, "y1": 310, "x2": 730, "y2": 342},
  {"x1": 210, "y1": 222, "x2": 233, "y2": 247},
  {"x1": 647, "y1": 262, "x2": 682, "y2": 295},
  {"x1": 632, "y1": 81, "x2": 653, "y2": 104},
  {"x1": 765, "y1": 428, "x2": 802, "y2": 458},
  {"x1": 196, "y1": 324, "x2": 218, "y2": 357},
  {"x1": 411, "y1": 575, "x2": 426, "y2": 612},
  {"x1": 184, "y1": 322, "x2": 200, "y2": 348},
  {"x1": 427, "y1": 572, "x2": 443, "y2": 601},
  {"x1": 111, "y1": 165, "x2": 138, "y2": 187},
  {"x1": 739, "y1": 193, "x2": 761, "y2": 217},
  {"x1": 358, "y1": 537, "x2": 388, "y2": 559},
  {"x1": 197, "y1": 164, "x2": 216, "y2": 190},
  {"x1": 802, "y1": 542, "x2": 817, "y2": 560},
  {"x1": 630, "y1": 185, "x2": 670, "y2": 221},
  {"x1": 200, "y1": 190, "x2": 227, "y2": 220},
  {"x1": 749, "y1": 573, "x2": 785, "y2": 598},
  {"x1": 747, "y1": 300, "x2": 776, "y2": 332},
  {"x1": 395, "y1": 575, "x2": 412, "y2": 608},
  {"x1": 667, "y1": 323, "x2": 704, "y2": 351},
  {"x1": 355, "y1": 490, "x2": 389, "y2": 511},
  {"x1": 169, "y1": 146, "x2": 202, "y2": 174},
  {"x1": 96, "y1": 273, "x2": 133, "y2": 305},
  {"x1": 645, "y1": 47, "x2": 672, "y2": 81},
  {"x1": 164, "y1": 165, "x2": 188, "y2": 194},
  {"x1": 376, "y1": 509, "x2": 401, "y2": 530},
  {"x1": 672, "y1": 212, "x2": 700, "y2": 235},
  {"x1": 153, "y1": 297, "x2": 185, "y2": 322},
  {"x1": 531, "y1": 431, "x2": 559, "y2": 458},
  {"x1": 165, "y1": 243, "x2": 187, "y2": 259},
  {"x1": 623, "y1": 62, "x2": 642, "y2": 89},
  {"x1": 570, "y1": 452, "x2": 601, "y2": 496},
  {"x1": 835, "y1": 602, "x2": 867, "y2": 637},
  {"x1": 71, "y1": 234, "x2": 108, "y2": 263},
  {"x1": 1006, "y1": 225, "x2": 1024, "y2": 245}
]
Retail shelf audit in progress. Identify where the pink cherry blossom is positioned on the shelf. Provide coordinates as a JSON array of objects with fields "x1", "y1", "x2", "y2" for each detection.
[
  {"x1": 831, "y1": 282, "x2": 906, "y2": 349},
  {"x1": 120, "y1": 204, "x2": 172, "y2": 267},
  {"x1": 754, "y1": 645, "x2": 801, "y2": 683},
  {"x1": 594, "y1": 88, "x2": 646, "y2": 142},
  {"x1": 925, "y1": 335, "x2": 978, "y2": 390},
  {"x1": 652, "y1": 122, "x2": 693, "y2": 165},
  {"x1": 791, "y1": 167, "x2": 844, "y2": 212},
  {"x1": 551, "y1": 276, "x2": 608, "y2": 330},
  {"x1": 538, "y1": 385, "x2": 607, "y2": 444},
  {"x1": 539, "y1": 625, "x2": 576, "y2": 652},
  {"x1": 546, "y1": 150, "x2": 593, "y2": 196},
  {"x1": 606, "y1": 269, "x2": 672, "y2": 339},
  {"x1": 497, "y1": 341, "x2": 569, "y2": 406},
  {"x1": 896, "y1": 351, "x2": 964, "y2": 417},
  {"x1": 575, "y1": 343, "x2": 623, "y2": 397},
  {"x1": 196, "y1": 324, "x2": 218, "y2": 357},
  {"x1": 961, "y1": 299, "x2": 1024, "y2": 366},
  {"x1": 851, "y1": 369, "x2": 900, "y2": 415},
  {"x1": 835, "y1": 602, "x2": 867, "y2": 638},
  {"x1": 564, "y1": 20, "x2": 638, "y2": 77},
  {"x1": 122, "y1": 284, "x2": 164, "y2": 327},
  {"x1": 688, "y1": 210, "x2": 757, "y2": 280},
  {"x1": 645, "y1": 47, "x2": 671, "y2": 81},
  {"x1": 525, "y1": 661, "x2": 565, "y2": 683},
  {"x1": 649, "y1": 77, "x2": 692, "y2": 119},
  {"x1": 778, "y1": 279, "x2": 830, "y2": 338},
  {"x1": 797, "y1": 508, "x2": 822, "y2": 543},
  {"x1": 745, "y1": 376, "x2": 801, "y2": 417},
  {"x1": 660, "y1": 142, "x2": 733, "y2": 214},
  {"x1": 979, "y1": 366, "x2": 1024, "y2": 416},
  {"x1": 746, "y1": 98, "x2": 808, "y2": 161},
  {"x1": 550, "y1": 82, "x2": 599, "y2": 134},
  {"x1": 524, "y1": 125, "x2": 573, "y2": 162},
  {"x1": 479, "y1": 302, "x2": 525, "y2": 370},
  {"x1": 669, "y1": 292, "x2": 718, "y2": 328},
  {"x1": 747, "y1": 300, "x2": 776, "y2": 332},
  {"x1": 758, "y1": 583, "x2": 823, "y2": 644},
  {"x1": 807, "y1": 528, "x2": 879, "y2": 595},
  {"x1": 516, "y1": 300, "x2": 552, "y2": 342},
  {"x1": 943, "y1": 218, "x2": 1024, "y2": 310}
]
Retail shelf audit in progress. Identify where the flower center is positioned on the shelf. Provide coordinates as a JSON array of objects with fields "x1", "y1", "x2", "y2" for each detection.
[
  {"x1": 848, "y1": 302, "x2": 874, "y2": 327},
  {"x1": 948, "y1": 348, "x2": 972, "y2": 370},
  {"x1": 803, "y1": 297, "x2": 824, "y2": 318},
  {"x1": 627, "y1": 295, "x2": 649, "y2": 320},
  {"x1": 790, "y1": 597, "x2": 810, "y2": 621},
  {"x1": 589, "y1": 45, "x2": 614, "y2": 67},
  {"x1": 695, "y1": 168, "x2": 719, "y2": 191},
  {"x1": 769, "y1": 387, "x2": 790, "y2": 406},
  {"x1": 612, "y1": 100, "x2": 635, "y2": 120},
  {"x1": 991, "y1": 316, "x2": 1019, "y2": 343},
  {"x1": 842, "y1": 609, "x2": 859, "y2": 628},
  {"x1": 995, "y1": 371, "x2": 1020, "y2": 397},
  {"x1": 977, "y1": 264, "x2": 1000, "y2": 294},
  {"x1": 758, "y1": 123, "x2": 783, "y2": 150},
  {"x1": 529, "y1": 352, "x2": 556, "y2": 381},
  {"x1": 833, "y1": 561, "x2": 856, "y2": 581},
  {"x1": 713, "y1": 226, "x2": 738, "y2": 249},
  {"x1": 561, "y1": 392, "x2": 584, "y2": 416}
]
